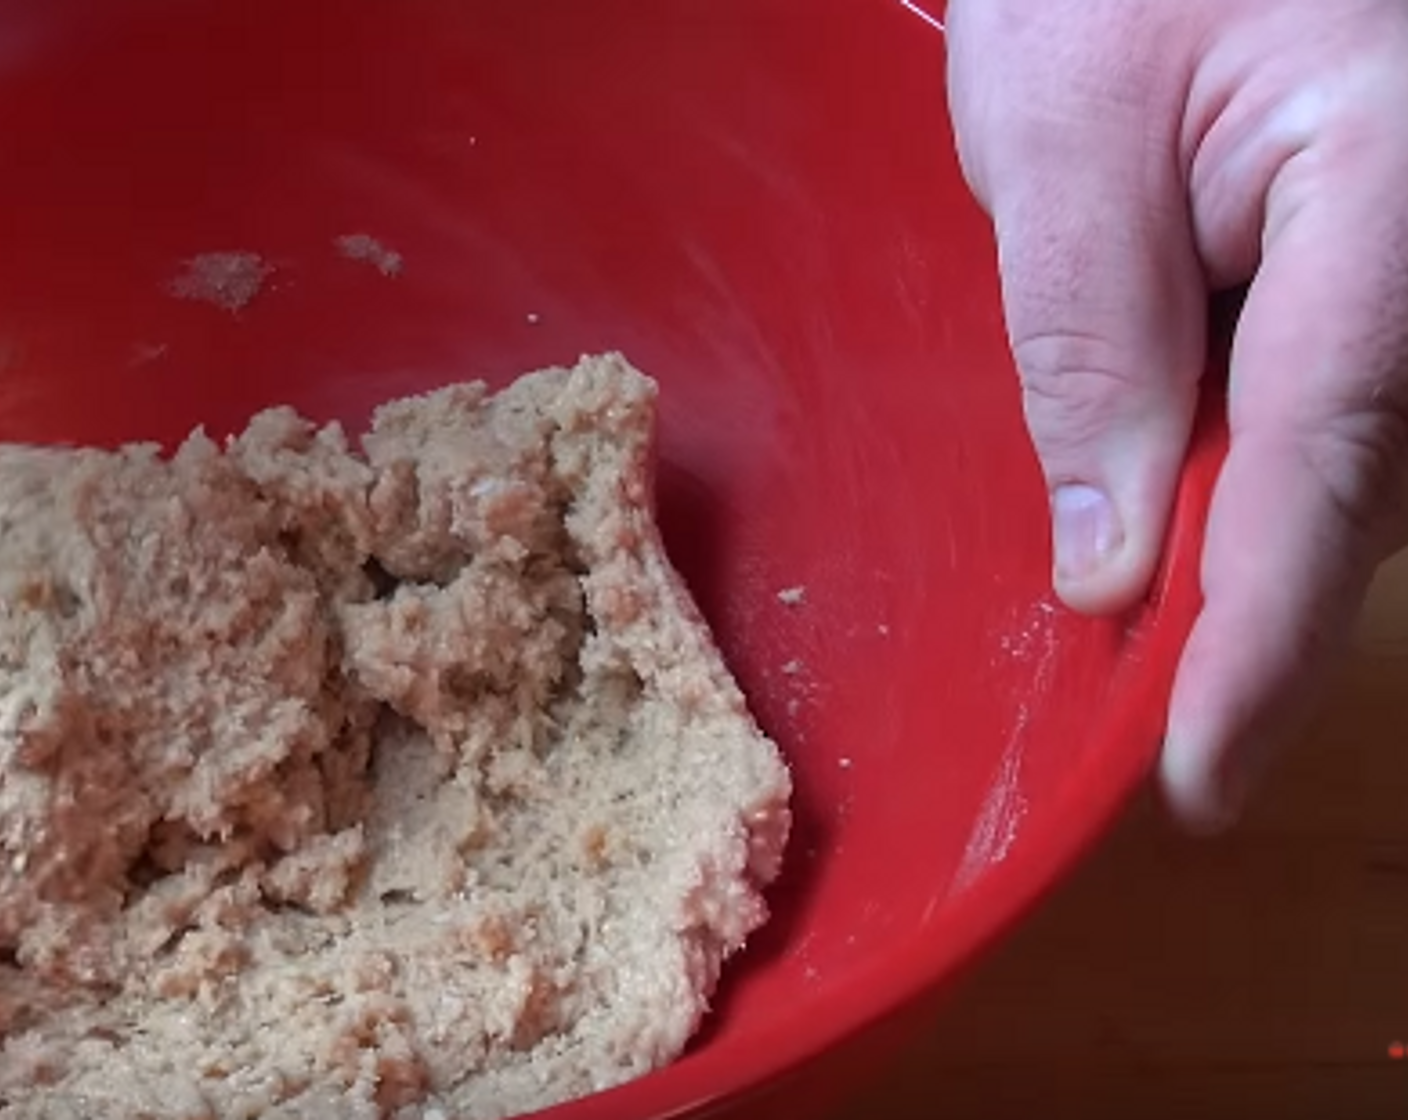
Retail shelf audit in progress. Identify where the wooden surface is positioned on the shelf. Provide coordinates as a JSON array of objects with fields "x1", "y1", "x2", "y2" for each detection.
[{"x1": 833, "y1": 551, "x2": 1408, "y2": 1120}]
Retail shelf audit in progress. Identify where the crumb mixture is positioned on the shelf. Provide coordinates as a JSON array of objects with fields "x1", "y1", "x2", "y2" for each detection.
[
  {"x1": 0, "y1": 353, "x2": 791, "y2": 1120},
  {"x1": 167, "y1": 252, "x2": 274, "y2": 313}
]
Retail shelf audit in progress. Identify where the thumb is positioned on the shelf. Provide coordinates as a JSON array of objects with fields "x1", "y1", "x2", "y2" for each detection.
[{"x1": 947, "y1": 3, "x2": 1207, "y2": 615}]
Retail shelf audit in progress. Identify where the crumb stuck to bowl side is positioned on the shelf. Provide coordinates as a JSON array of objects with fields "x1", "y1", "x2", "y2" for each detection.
[
  {"x1": 0, "y1": 353, "x2": 792, "y2": 1120},
  {"x1": 335, "y1": 234, "x2": 404, "y2": 278},
  {"x1": 166, "y1": 251, "x2": 274, "y2": 313}
]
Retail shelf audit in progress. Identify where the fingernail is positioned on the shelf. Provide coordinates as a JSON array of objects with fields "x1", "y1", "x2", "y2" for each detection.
[
  {"x1": 1052, "y1": 484, "x2": 1121, "y2": 582},
  {"x1": 1188, "y1": 787, "x2": 1242, "y2": 837},
  {"x1": 1214, "y1": 735, "x2": 1275, "y2": 831},
  {"x1": 1185, "y1": 769, "x2": 1251, "y2": 838}
]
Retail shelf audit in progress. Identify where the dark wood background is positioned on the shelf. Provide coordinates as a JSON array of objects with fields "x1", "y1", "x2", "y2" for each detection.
[{"x1": 833, "y1": 552, "x2": 1408, "y2": 1120}]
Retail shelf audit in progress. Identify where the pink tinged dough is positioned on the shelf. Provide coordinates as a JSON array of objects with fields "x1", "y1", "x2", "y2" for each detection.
[{"x1": 0, "y1": 353, "x2": 791, "y2": 1120}]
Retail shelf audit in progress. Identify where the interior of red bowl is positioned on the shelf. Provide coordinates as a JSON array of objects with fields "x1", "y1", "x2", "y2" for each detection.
[{"x1": 0, "y1": 2, "x2": 1224, "y2": 1117}]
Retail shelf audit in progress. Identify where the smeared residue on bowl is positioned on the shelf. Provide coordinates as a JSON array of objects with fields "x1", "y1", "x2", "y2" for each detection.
[
  {"x1": 949, "y1": 599, "x2": 1060, "y2": 895},
  {"x1": 127, "y1": 342, "x2": 169, "y2": 369},
  {"x1": 777, "y1": 657, "x2": 820, "y2": 724},
  {"x1": 335, "y1": 233, "x2": 403, "y2": 277},
  {"x1": 166, "y1": 252, "x2": 273, "y2": 313}
]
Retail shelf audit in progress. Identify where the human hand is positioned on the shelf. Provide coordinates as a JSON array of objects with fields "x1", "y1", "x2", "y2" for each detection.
[{"x1": 945, "y1": 0, "x2": 1408, "y2": 831}]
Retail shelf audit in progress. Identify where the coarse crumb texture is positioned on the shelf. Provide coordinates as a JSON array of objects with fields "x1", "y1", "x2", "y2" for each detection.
[
  {"x1": 167, "y1": 252, "x2": 273, "y2": 314},
  {"x1": 0, "y1": 353, "x2": 792, "y2": 1120}
]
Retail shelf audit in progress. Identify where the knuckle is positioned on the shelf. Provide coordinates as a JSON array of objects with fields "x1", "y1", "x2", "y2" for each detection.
[
  {"x1": 1012, "y1": 329, "x2": 1147, "y2": 451},
  {"x1": 1297, "y1": 396, "x2": 1408, "y2": 553}
]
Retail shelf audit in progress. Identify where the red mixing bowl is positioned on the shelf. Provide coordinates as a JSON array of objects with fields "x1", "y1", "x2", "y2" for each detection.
[{"x1": 0, "y1": 2, "x2": 1227, "y2": 1117}]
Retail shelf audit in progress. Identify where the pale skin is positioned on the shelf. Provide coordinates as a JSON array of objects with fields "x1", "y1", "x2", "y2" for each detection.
[{"x1": 945, "y1": 0, "x2": 1408, "y2": 831}]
